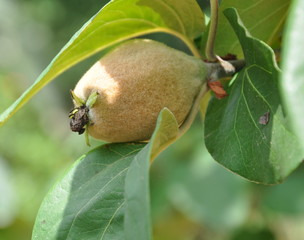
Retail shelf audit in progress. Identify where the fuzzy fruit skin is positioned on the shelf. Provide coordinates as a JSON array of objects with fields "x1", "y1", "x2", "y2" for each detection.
[{"x1": 73, "y1": 39, "x2": 207, "y2": 142}]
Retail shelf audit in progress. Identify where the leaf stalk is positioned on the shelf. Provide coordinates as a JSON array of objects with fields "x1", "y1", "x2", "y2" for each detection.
[{"x1": 205, "y1": 0, "x2": 219, "y2": 61}]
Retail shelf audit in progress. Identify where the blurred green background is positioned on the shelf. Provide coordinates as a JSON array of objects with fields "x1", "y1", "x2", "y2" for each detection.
[{"x1": 0, "y1": 0, "x2": 304, "y2": 240}]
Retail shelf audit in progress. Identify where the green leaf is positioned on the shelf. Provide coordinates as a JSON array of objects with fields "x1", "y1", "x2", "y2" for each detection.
[
  {"x1": 280, "y1": 0, "x2": 304, "y2": 155},
  {"x1": 201, "y1": 0, "x2": 290, "y2": 57},
  {"x1": 0, "y1": 0, "x2": 204, "y2": 127},
  {"x1": 204, "y1": 8, "x2": 302, "y2": 184},
  {"x1": 32, "y1": 108, "x2": 179, "y2": 240},
  {"x1": 124, "y1": 108, "x2": 179, "y2": 240},
  {"x1": 137, "y1": 0, "x2": 204, "y2": 39},
  {"x1": 32, "y1": 143, "x2": 145, "y2": 240}
]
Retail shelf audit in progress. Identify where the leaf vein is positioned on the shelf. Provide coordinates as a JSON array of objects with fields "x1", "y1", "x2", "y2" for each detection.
[
  {"x1": 248, "y1": 3, "x2": 289, "y2": 34},
  {"x1": 99, "y1": 201, "x2": 125, "y2": 240},
  {"x1": 66, "y1": 167, "x2": 129, "y2": 238},
  {"x1": 154, "y1": 0, "x2": 186, "y2": 34},
  {"x1": 75, "y1": 155, "x2": 132, "y2": 193},
  {"x1": 247, "y1": 64, "x2": 272, "y2": 74},
  {"x1": 57, "y1": 18, "x2": 160, "y2": 64},
  {"x1": 245, "y1": 69, "x2": 272, "y2": 110},
  {"x1": 233, "y1": 82, "x2": 248, "y2": 172},
  {"x1": 239, "y1": 0, "x2": 264, "y2": 13}
]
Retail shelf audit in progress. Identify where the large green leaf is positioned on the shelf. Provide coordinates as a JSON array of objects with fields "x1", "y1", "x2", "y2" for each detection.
[
  {"x1": 204, "y1": 8, "x2": 302, "y2": 184},
  {"x1": 32, "y1": 108, "x2": 179, "y2": 240},
  {"x1": 31, "y1": 143, "x2": 145, "y2": 240},
  {"x1": 201, "y1": 0, "x2": 290, "y2": 58},
  {"x1": 137, "y1": 0, "x2": 204, "y2": 39},
  {"x1": 280, "y1": 0, "x2": 304, "y2": 155},
  {"x1": 124, "y1": 108, "x2": 179, "y2": 240},
  {"x1": 0, "y1": 0, "x2": 204, "y2": 127}
]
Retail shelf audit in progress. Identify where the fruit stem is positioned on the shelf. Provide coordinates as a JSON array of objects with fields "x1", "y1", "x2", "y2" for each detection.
[
  {"x1": 85, "y1": 127, "x2": 90, "y2": 146},
  {"x1": 178, "y1": 83, "x2": 208, "y2": 137},
  {"x1": 205, "y1": 0, "x2": 219, "y2": 61},
  {"x1": 177, "y1": 58, "x2": 245, "y2": 137},
  {"x1": 206, "y1": 59, "x2": 246, "y2": 81}
]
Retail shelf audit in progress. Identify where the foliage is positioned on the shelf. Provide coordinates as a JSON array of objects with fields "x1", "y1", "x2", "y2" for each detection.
[
  {"x1": 0, "y1": 0, "x2": 303, "y2": 240},
  {"x1": 205, "y1": 8, "x2": 302, "y2": 184}
]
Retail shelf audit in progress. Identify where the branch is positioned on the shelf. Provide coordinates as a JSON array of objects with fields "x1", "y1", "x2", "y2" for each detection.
[
  {"x1": 206, "y1": 59, "x2": 246, "y2": 82},
  {"x1": 205, "y1": 0, "x2": 219, "y2": 61}
]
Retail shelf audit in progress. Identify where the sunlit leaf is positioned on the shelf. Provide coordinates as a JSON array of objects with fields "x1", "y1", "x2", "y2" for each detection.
[
  {"x1": 204, "y1": 8, "x2": 302, "y2": 184},
  {"x1": 201, "y1": 0, "x2": 290, "y2": 58}
]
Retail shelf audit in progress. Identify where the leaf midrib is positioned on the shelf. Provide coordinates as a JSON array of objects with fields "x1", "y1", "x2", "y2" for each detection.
[
  {"x1": 57, "y1": 18, "x2": 161, "y2": 65},
  {"x1": 99, "y1": 201, "x2": 125, "y2": 240},
  {"x1": 73, "y1": 148, "x2": 142, "y2": 197},
  {"x1": 154, "y1": 0, "x2": 186, "y2": 34},
  {"x1": 66, "y1": 167, "x2": 129, "y2": 239}
]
